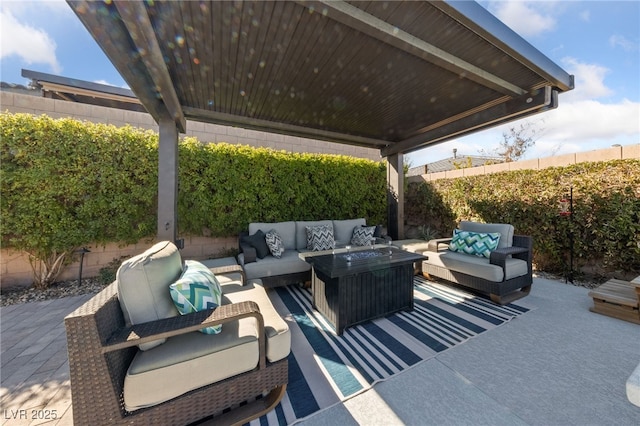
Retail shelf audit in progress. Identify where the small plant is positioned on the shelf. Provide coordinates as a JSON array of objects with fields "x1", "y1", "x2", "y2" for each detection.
[
  {"x1": 98, "y1": 256, "x2": 128, "y2": 285},
  {"x1": 418, "y1": 225, "x2": 439, "y2": 241}
]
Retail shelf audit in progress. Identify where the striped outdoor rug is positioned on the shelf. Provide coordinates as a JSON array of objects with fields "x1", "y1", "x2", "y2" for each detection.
[{"x1": 253, "y1": 276, "x2": 533, "y2": 425}]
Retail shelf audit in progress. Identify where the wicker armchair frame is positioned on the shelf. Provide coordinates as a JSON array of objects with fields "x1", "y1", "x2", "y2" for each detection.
[
  {"x1": 423, "y1": 235, "x2": 533, "y2": 305},
  {"x1": 65, "y1": 282, "x2": 287, "y2": 426}
]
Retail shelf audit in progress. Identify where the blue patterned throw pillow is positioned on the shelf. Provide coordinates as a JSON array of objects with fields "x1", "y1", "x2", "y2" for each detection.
[
  {"x1": 448, "y1": 229, "x2": 501, "y2": 258},
  {"x1": 306, "y1": 224, "x2": 335, "y2": 251},
  {"x1": 265, "y1": 229, "x2": 285, "y2": 258},
  {"x1": 169, "y1": 260, "x2": 223, "y2": 334}
]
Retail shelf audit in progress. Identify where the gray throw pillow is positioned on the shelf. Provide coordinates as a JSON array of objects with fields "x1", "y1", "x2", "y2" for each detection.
[
  {"x1": 306, "y1": 224, "x2": 335, "y2": 251},
  {"x1": 351, "y1": 225, "x2": 376, "y2": 246},
  {"x1": 265, "y1": 229, "x2": 285, "y2": 258}
]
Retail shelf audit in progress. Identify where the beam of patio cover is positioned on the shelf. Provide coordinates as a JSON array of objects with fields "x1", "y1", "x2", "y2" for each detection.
[
  {"x1": 300, "y1": 0, "x2": 526, "y2": 98},
  {"x1": 383, "y1": 86, "x2": 555, "y2": 156},
  {"x1": 182, "y1": 107, "x2": 390, "y2": 150},
  {"x1": 67, "y1": 1, "x2": 173, "y2": 123},
  {"x1": 113, "y1": 1, "x2": 186, "y2": 132},
  {"x1": 434, "y1": 1, "x2": 575, "y2": 93}
]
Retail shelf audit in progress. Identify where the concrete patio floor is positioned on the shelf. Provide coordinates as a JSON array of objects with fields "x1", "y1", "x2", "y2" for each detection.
[{"x1": 1, "y1": 277, "x2": 639, "y2": 425}]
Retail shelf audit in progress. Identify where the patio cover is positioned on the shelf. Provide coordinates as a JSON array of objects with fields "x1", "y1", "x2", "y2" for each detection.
[{"x1": 67, "y1": 0, "x2": 573, "y2": 241}]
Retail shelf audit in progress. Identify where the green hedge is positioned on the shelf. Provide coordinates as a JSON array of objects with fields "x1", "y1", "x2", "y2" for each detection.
[
  {"x1": 1, "y1": 113, "x2": 386, "y2": 286},
  {"x1": 178, "y1": 138, "x2": 387, "y2": 235},
  {"x1": 4, "y1": 112, "x2": 637, "y2": 284},
  {"x1": 406, "y1": 160, "x2": 640, "y2": 277}
]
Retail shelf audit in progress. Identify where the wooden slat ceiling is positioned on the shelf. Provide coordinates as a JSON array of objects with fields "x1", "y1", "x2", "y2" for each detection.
[{"x1": 67, "y1": 0, "x2": 573, "y2": 157}]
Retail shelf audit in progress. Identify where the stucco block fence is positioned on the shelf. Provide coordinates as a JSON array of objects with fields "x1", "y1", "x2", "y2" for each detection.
[
  {"x1": 408, "y1": 143, "x2": 640, "y2": 182},
  {"x1": 1, "y1": 91, "x2": 379, "y2": 160},
  {"x1": 1, "y1": 236, "x2": 236, "y2": 289}
]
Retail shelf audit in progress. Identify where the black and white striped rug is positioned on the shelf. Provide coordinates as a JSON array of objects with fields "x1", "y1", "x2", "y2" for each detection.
[{"x1": 255, "y1": 276, "x2": 533, "y2": 425}]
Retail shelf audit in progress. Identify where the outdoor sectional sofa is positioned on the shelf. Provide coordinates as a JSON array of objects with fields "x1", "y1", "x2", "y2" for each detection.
[
  {"x1": 64, "y1": 241, "x2": 289, "y2": 425},
  {"x1": 422, "y1": 221, "x2": 533, "y2": 305},
  {"x1": 238, "y1": 218, "x2": 385, "y2": 287}
]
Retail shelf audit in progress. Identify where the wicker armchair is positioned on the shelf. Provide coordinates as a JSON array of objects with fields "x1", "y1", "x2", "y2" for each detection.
[
  {"x1": 65, "y1": 267, "x2": 287, "y2": 426},
  {"x1": 422, "y1": 222, "x2": 533, "y2": 305}
]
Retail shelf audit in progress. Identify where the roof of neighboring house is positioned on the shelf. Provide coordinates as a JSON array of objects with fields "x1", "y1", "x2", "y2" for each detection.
[
  {"x1": 408, "y1": 154, "x2": 503, "y2": 176},
  {"x1": 18, "y1": 69, "x2": 146, "y2": 113}
]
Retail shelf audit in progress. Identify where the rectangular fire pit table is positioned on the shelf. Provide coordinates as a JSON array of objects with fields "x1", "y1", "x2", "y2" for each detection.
[{"x1": 301, "y1": 247, "x2": 427, "y2": 335}]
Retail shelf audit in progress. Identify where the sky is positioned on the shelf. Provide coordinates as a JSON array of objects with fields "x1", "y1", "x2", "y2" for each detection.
[{"x1": 0, "y1": 0, "x2": 638, "y2": 166}]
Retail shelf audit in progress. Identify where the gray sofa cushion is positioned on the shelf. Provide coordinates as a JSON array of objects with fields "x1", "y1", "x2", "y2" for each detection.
[
  {"x1": 249, "y1": 221, "x2": 296, "y2": 250},
  {"x1": 459, "y1": 221, "x2": 514, "y2": 249},
  {"x1": 333, "y1": 218, "x2": 366, "y2": 246},
  {"x1": 351, "y1": 225, "x2": 376, "y2": 246},
  {"x1": 239, "y1": 250, "x2": 311, "y2": 280},
  {"x1": 295, "y1": 220, "x2": 333, "y2": 250},
  {"x1": 116, "y1": 241, "x2": 182, "y2": 351},
  {"x1": 426, "y1": 250, "x2": 528, "y2": 282}
]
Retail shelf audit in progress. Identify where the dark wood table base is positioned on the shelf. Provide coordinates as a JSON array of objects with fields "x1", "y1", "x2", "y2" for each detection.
[{"x1": 306, "y1": 248, "x2": 426, "y2": 335}]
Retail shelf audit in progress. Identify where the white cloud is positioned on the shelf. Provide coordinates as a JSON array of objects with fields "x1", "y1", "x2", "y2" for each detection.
[
  {"x1": 609, "y1": 34, "x2": 639, "y2": 52},
  {"x1": 0, "y1": 9, "x2": 62, "y2": 73},
  {"x1": 561, "y1": 57, "x2": 613, "y2": 102},
  {"x1": 541, "y1": 99, "x2": 639, "y2": 141},
  {"x1": 489, "y1": 1, "x2": 557, "y2": 37},
  {"x1": 579, "y1": 10, "x2": 590, "y2": 23}
]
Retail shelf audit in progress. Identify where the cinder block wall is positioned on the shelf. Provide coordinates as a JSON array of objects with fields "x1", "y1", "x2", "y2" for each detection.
[
  {"x1": 1, "y1": 91, "x2": 381, "y2": 159},
  {"x1": 1, "y1": 237, "x2": 238, "y2": 288},
  {"x1": 1, "y1": 91, "x2": 382, "y2": 288}
]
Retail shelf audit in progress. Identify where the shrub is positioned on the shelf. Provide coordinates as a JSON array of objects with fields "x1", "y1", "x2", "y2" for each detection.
[
  {"x1": 406, "y1": 160, "x2": 640, "y2": 277},
  {"x1": 1, "y1": 114, "x2": 157, "y2": 287},
  {"x1": 1, "y1": 113, "x2": 387, "y2": 287},
  {"x1": 177, "y1": 139, "x2": 387, "y2": 235}
]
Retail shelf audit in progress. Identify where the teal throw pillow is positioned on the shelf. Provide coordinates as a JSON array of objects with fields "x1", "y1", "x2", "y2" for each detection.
[
  {"x1": 448, "y1": 229, "x2": 501, "y2": 259},
  {"x1": 169, "y1": 260, "x2": 223, "y2": 334}
]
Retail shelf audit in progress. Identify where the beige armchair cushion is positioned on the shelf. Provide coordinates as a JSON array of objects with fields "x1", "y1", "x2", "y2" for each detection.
[
  {"x1": 224, "y1": 281, "x2": 291, "y2": 363},
  {"x1": 459, "y1": 221, "x2": 514, "y2": 249},
  {"x1": 123, "y1": 279, "x2": 290, "y2": 412},
  {"x1": 117, "y1": 241, "x2": 182, "y2": 350},
  {"x1": 123, "y1": 318, "x2": 259, "y2": 412}
]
